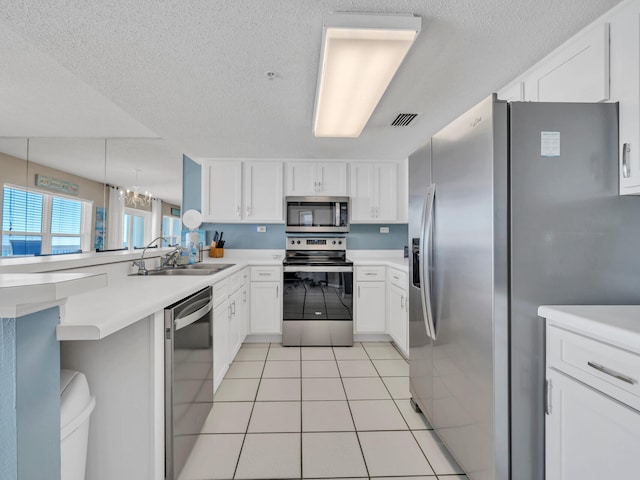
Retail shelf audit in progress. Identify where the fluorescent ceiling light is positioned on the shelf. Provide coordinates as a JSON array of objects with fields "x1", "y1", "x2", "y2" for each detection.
[{"x1": 313, "y1": 14, "x2": 421, "y2": 138}]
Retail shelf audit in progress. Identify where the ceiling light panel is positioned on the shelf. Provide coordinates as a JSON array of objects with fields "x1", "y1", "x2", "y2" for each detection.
[{"x1": 313, "y1": 14, "x2": 421, "y2": 138}]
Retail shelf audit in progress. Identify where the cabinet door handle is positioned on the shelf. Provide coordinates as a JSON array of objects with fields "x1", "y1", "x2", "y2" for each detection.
[
  {"x1": 231, "y1": 301, "x2": 236, "y2": 315},
  {"x1": 236, "y1": 205, "x2": 241, "y2": 217},
  {"x1": 545, "y1": 378, "x2": 552, "y2": 415},
  {"x1": 258, "y1": 272, "x2": 270, "y2": 276},
  {"x1": 587, "y1": 361, "x2": 635, "y2": 385},
  {"x1": 276, "y1": 285, "x2": 279, "y2": 298},
  {"x1": 622, "y1": 143, "x2": 631, "y2": 178},
  {"x1": 358, "y1": 285, "x2": 361, "y2": 298},
  {"x1": 400, "y1": 295, "x2": 405, "y2": 309},
  {"x1": 365, "y1": 272, "x2": 376, "y2": 276},
  {"x1": 243, "y1": 291, "x2": 247, "y2": 303},
  {"x1": 370, "y1": 207, "x2": 375, "y2": 218},
  {"x1": 246, "y1": 206, "x2": 252, "y2": 216}
]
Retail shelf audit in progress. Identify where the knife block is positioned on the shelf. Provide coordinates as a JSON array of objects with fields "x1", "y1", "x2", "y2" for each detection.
[{"x1": 210, "y1": 247, "x2": 224, "y2": 258}]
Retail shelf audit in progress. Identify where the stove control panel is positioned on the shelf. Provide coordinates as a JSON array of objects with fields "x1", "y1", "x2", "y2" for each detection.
[{"x1": 286, "y1": 236, "x2": 346, "y2": 251}]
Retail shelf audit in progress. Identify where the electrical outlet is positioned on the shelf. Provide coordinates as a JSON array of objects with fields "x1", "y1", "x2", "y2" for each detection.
[
  {"x1": 257, "y1": 226, "x2": 267, "y2": 233},
  {"x1": 380, "y1": 226, "x2": 390, "y2": 234}
]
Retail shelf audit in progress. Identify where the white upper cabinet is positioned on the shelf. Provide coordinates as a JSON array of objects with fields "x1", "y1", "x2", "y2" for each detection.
[
  {"x1": 202, "y1": 160, "x2": 243, "y2": 222},
  {"x1": 610, "y1": 5, "x2": 640, "y2": 194},
  {"x1": 523, "y1": 23, "x2": 610, "y2": 103},
  {"x1": 286, "y1": 161, "x2": 347, "y2": 196},
  {"x1": 202, "y1": 159, "x2": 283, "y2": 223},
  {"x1": 244, "y1": 161, "x2": 283, "y2": 221},
  {"x1": 350, "y1": 162, "x2": 398, "y2": 222}
]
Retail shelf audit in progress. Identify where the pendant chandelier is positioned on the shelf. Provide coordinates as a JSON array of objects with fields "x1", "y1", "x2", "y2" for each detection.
[{"x1": 120, "y1": 169, "x2": 152, "y2": 208}]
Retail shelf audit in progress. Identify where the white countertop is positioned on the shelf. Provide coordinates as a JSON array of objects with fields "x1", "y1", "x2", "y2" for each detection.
[
  {"x1": 57, "y1": 249, "x2": 407, "y2": 341},
  {"x1": 347, "y1": 250, "x2": 408, "y2": 270},
  {"x1": 538, "y1": 305, "x2": 640, "y2": 353},
  {"x1": 57, "y1": 256, "x2": 283, "y2": 341},
  {"x1": 0, "y1": 272, "x2": 107, "y2": 318},
  {"x1": 350, "y1": 257, "x2": 408, "y2": 269}
]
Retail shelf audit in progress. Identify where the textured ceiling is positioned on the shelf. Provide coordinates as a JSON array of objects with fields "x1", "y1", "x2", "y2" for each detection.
[{"x1": 0, "y1": 0, "x2": 623, "y2": 205}]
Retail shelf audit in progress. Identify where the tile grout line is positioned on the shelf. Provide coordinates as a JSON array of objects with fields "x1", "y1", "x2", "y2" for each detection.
[
  {"x1": 336, "y1": 343, "x2": 371, "y2": 479},
  {"x1": 217, "y1": 342, "x2": 455, "y2": 480},
  {"x1": 364, "y1": 342, "x2": 439, "y2": 479},
  {"x1": 299, "y1": 345, "x2": 303, "y2": 479},
  {"x1": 230, "y1": 343, "x2": 270, "y2": 479}
]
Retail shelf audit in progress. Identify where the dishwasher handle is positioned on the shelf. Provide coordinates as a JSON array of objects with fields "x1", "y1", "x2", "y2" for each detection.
[{"x1": 174, "y1": 298, "x2": 213, "y2": 331}]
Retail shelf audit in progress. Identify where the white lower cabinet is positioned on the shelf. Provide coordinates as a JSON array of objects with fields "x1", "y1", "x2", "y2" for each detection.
[
  {"x1": 212, "y1": 297, "x2": 230, "y2": 393},
  {"x1": 354, "y1": 266, "x2": 386, "y2": 334},
  {"x1": 387, "y1": 268, "x2": 408, "y2": 356},
  {"x1": 239, "y1": 269, "x2": 250, "y2": 342},
  {"x1": 542, "y1": 306, "x2": 640, "y2": 480},
  {"x1": 249, "y1": 266, "x2": 282, "y2": 334},
  {"x1": 545, "y1": 368, "x2": 640, "y2": 480},
  {"x1": 229, "y1": 286, "x2": 243, "y2": 360}
]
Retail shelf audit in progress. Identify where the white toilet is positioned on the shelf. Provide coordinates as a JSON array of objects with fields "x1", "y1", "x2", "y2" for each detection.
[{"x1": 60, "y1": 370, "x2": 95, "y2": 480}]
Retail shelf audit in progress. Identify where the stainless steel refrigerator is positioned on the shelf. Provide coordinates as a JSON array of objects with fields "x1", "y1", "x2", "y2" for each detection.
[{"x1": 408, "y1": 94, "x2": 640, "y2": 480}]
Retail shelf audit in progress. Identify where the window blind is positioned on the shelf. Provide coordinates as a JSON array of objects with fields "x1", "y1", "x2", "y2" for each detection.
[
  {"x1": 51, "y1": 197, "x2": 82, "y2": 234},
  {"x1": 2, "y1": 187, "x2": 43, "y2": 233}
]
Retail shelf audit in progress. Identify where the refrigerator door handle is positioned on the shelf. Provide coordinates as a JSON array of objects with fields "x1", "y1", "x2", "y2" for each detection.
[{"x1": 419, "y1": 184, "x2": 437, "y2": 340}]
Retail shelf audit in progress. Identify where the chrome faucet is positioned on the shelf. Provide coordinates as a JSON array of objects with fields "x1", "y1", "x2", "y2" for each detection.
[
  {"x1": 162, "y1": 245, "x2": 183, "y2": 268},
  {"x1": 133, "y1": 236, "x2": 168, "y2": 275}
]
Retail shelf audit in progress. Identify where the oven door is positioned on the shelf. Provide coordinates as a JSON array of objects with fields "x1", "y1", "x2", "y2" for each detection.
[
  {"x1": 282, "y1": 265, "x2": 353, "y2": 346},
  {"x1": 285, "y1": 197, "x2": 349, "y2": 233}
]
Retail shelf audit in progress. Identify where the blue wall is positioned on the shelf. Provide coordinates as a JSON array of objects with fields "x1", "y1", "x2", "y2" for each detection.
[
  {"x1": 183, "y1": 157, "x2": 408, "y2": 250},
  {"x1": 182, "y1": 155, "x2": 201, "y2": 213},
  {"x1": 201, "y1": 223, "x2": 407, "y2": 250},
  {"x1": 1, "y1": 307, "x2": 61, "y2": 480},
  {"x1": 0, "y1": 318, "x2": 17, "y2": 480}
]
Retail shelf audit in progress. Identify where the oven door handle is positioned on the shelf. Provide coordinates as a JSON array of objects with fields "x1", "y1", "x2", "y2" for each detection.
[
  {"x1": 174, "y1": 299, "x2": 213, "y2": 331},
  {"x1": 283, "y1": 265, "x2": 353, "y2": 273}
]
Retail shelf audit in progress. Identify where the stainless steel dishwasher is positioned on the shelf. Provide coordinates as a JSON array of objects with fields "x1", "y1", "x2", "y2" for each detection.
[{"x1": 164, "y1": 286, "x2": 213, "y2": 480}]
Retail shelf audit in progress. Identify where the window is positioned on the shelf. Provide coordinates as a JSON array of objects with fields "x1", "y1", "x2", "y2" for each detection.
[
  {"x1": 162, "y1": 215, "x2": 182, "y2": 246},
  {"x1": 123, "y1": 208, "x2": 151, "y2": 249},
  {"x1": 1, "y1": 185, "x2": 92, "y2": 256}
]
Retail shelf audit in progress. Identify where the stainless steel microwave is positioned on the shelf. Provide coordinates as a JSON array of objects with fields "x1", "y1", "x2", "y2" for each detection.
[{"x1": 285, "y1": 196, "x2": 350, "y2": 233}]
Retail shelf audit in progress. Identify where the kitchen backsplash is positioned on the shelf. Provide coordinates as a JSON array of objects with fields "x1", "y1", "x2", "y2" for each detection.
[{"x1": 200, "y1": 223, "x2": 408, "y2": 250}]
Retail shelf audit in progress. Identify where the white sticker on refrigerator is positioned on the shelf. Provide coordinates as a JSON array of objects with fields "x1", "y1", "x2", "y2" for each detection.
[{"x1": 541, "y1": 131, "x2": 560, "y2": 157}]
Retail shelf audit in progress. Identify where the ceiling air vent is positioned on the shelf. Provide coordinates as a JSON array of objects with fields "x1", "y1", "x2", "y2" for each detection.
[{"x1": 391, "y1": 113, "x2": 419, "y2": 127}]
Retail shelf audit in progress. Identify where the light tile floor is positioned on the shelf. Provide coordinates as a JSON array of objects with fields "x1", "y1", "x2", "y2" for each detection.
[{"x1": 179, "y1": 342, "x2": 467, "y2": 480}]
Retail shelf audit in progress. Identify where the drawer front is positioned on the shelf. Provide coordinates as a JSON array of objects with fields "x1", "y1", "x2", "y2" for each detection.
[
  {"x1": 548, "y1": 325, "x2": 640, "y2": 406},
  {"x1": 388, "y1": 268, "x2": 407, "y2": 289},
  {"x1": 251, "y1": 266, "x2": 281, "y2": 282},
  {"x1": 212, "y1": 278, "x2": 229, "y2": 306},
  {"x1": 356, "y1": 266, "x2": 386, "y2": 282}
]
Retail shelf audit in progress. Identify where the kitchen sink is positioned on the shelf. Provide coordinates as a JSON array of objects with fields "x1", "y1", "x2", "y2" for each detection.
[
  {"x1": 146, "y1": 268, "x2": 218, "y2": 276},
  {"x1": 178, "y1": 263, "x2": 234, "y2": 271},
  {"x1": 132, "y1": 263, "x2": 234, "y2": 276}
]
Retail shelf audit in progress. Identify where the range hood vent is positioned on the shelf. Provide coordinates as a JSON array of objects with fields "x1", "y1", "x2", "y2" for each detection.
[{"x1": 391, "y1": 113, "x2": 418, "y2": 127}]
